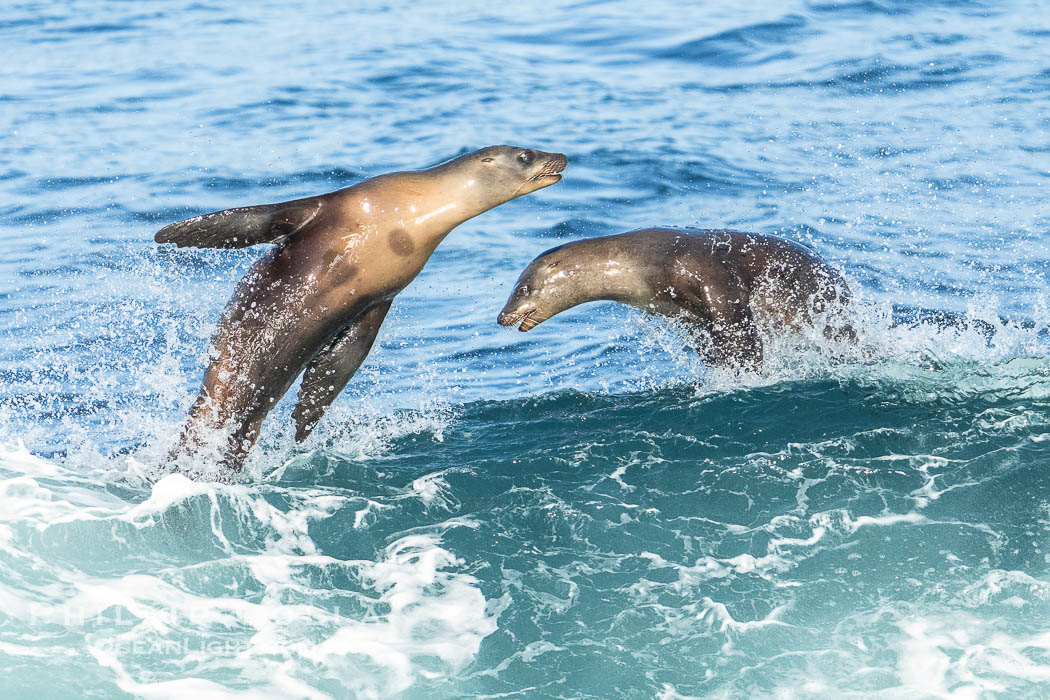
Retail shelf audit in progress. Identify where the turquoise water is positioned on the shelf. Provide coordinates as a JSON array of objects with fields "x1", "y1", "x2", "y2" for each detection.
[{"x1": 3, "y1": 0, "x2": 1050, "y2": 697}]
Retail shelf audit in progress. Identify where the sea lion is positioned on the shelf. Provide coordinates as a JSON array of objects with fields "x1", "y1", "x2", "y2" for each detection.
[
  {"x1": 157, "y1": 145, "x2": 567, "y2": 471},
  {"x1": 497, "y1": 228, "x2": 852, "y2": 368}
]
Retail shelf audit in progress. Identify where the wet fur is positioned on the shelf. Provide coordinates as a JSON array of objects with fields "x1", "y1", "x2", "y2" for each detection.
[
  {"x1": 499, "y1": 228, "x2": 853, "y2": 369},
  {"x1": 162, "y1": 147, "x2": 567, "y2": 472}
]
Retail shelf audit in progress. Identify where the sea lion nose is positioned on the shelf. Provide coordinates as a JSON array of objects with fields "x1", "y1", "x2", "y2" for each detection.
[
  {"x1": 546, "y1": 153, "x2": 568, "y2": 173},
  {"x1": 497, "y1": 300, "x2": 526, "y2": 326}
]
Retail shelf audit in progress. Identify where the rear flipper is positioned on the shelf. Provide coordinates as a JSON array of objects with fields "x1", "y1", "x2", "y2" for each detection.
[
  {"x1": 155, "y1": 197, "x2": 326, "y2": 249},
  {"x1": 813, "y1": 272, "x2": 856, "y2": 344},
  {"x1": 168, "y1": 398, "x2": 265, "y2": 475},
  {"x1": 293, "y1": 301, "x2": 392, "y2": 442}
]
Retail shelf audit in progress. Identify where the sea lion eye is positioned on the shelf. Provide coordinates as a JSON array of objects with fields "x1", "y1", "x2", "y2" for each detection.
[
  {"x1": 480, "y1": 157, "x2": 494, "y2": 163},
  {"x1": 518, "y1": 150, "x2": 534, "y2": 165},
  {"x1": 547, "y1": 261, "x2": 559, "y2": 269}
]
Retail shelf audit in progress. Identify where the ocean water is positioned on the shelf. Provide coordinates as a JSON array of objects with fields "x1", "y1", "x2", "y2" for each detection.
[{"x1": 3, "y1": 0, "x2": 1050, "y2": 696}]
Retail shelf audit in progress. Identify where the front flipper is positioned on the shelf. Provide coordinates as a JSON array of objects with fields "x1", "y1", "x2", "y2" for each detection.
[
  {"x1": 705, "y1": 311, "x2": 762, "y2": 369},
  {"x1": 684, "y1": 266, "x2": 763, "y2": 370},
  {"x1": 292, "y1": 300, "x2": 393, "y2": 442},
  {"x1": 155, "y1": 196, "x2": 326, "y2": 249}
]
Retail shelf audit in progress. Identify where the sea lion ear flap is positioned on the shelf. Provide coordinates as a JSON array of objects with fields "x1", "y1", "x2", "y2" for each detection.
[{"x1": 154, "y1": 198, "x2": 325, "y2": 249}]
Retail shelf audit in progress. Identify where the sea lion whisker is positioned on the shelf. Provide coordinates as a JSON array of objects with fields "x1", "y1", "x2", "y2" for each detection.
[
  {"x1": 517, "y1": 309, "x2": 544, "y2": 331},
  {"x1": 528, "y1": 158, "x2": 566, "y2": 181}
]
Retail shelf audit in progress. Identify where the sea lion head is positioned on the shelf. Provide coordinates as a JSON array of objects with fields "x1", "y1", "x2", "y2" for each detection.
[
  {"x1": 452, "y1": 145, "x2": 567, "y2": 200},
  {"x1": 497, "y1": 242, "x2": 578, "y2": 332}
]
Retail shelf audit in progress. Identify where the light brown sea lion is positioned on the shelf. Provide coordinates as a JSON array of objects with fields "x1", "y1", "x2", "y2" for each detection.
[
  {"x1": 497, "y1": 228, "x2": 852, "y2": 368},
  {"x1": 157, "y1": 145, "x2": 567, "y2": 471}
]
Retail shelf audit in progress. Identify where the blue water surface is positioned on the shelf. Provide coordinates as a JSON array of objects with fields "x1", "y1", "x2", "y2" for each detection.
[{"x1": 3, "y1": 0, "x2": 1050, "y2": 697}]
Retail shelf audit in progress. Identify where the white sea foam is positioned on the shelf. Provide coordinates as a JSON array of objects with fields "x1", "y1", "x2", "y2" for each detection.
[
  {"x1": 0, "y1": 443, "x2": 497, "y2": 698},
  {"x1": 696, "y1": 597, "x2": 793, "y2": 635},
  {"x1": 883, "y1": 607, "x2": 1050, "y2": 697},
  {"x1": 602, "y1": 292, "x2": 1050, "y2": 402}
]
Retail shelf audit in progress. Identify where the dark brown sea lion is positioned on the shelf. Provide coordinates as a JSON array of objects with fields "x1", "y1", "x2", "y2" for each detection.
[
  {"x1": 157, "y1": 145, "x2": 567, "y2": 471},
  {"x1": 497, "y1": 228, "x2": 851, "y2": 368}
]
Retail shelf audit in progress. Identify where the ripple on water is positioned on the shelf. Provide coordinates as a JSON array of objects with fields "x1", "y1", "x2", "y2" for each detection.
[{"x1": 4, "y1": 0, "x2": 1050, "y2": 695}]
